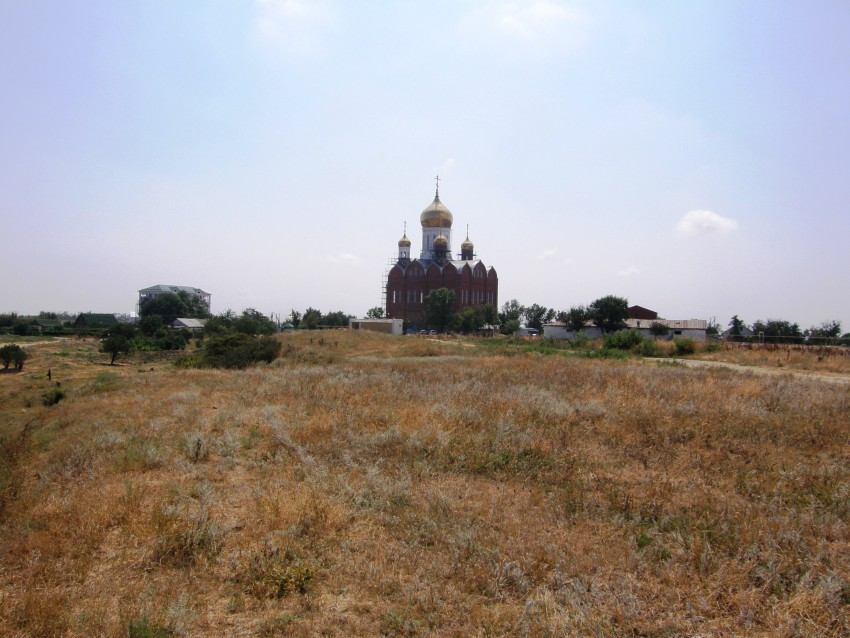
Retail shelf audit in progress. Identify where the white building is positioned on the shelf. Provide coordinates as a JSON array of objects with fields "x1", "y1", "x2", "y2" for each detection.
[{"x1": 543, "y1": 318, "x2": 708, "y2": 342}]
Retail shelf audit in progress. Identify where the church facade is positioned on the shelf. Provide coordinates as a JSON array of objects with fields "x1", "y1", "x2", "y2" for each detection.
[{"x1": 386, "y1": 183, "x2": 498, "y2": 327}]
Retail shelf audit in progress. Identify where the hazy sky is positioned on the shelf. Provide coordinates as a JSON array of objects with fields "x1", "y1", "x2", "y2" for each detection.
[{"x1": 2, "y1": 1, "x2": 848, "y2": 330}]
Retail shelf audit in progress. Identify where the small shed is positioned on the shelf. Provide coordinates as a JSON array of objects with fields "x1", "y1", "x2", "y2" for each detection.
[{"x1": 172, "y1": 318, "x2": 207, "y2": 332}]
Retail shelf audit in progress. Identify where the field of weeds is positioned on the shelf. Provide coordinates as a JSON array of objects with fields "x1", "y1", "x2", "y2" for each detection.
[{"x1": 1, "y1": 332, "x2": 848, "y2": 637}]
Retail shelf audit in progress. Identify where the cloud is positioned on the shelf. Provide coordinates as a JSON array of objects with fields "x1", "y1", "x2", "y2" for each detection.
[
  {"x1": 327, "y1": 252, "x2": 360, "y2": 264},
  {"x1": 676, "y1": 210, "x2": 739, "y2": 236},
  {"x1": 461, "y1": 1, "x2": 591, "y2": 53},
  {"x1": 436, "y1": 158, "x2": 456, "y2": 174},
  {"x1": 616, "y1": 265, "x2": 640, "y2": 277},
  {"x1": 497, "y1": 0, "x2": 580, "y2": 39},
  {"x1": 538, "y1": 248, "x2": 556, "y2": 260},
  {"x1": 253, "y1": 0, "x2": 334, "y2": 56},
  {"x1": 563, "y1": 258, "x2": 575, "y2": 266}
]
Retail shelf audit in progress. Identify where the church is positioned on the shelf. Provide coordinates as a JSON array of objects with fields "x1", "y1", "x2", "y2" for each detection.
[{"x1": 386, "y1": 180, "x2": 498, "y2": 327}]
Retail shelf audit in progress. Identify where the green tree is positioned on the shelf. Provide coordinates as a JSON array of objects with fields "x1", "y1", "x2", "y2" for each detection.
[
  {"x1": 140, "y1": 291, "x2": 209, "y2": 326},
  {"x1": 0, "y1": 344, "x2": 28, "y2": 371},
  {"x1": 728, "y1": 315, "x2": 746, "y2": 336},
  {"x1": 560, "y1": 305, "x2": 588, "y2": 333},
  {"x1": 498, "y1": 299, "x2": 524, "y2": 335},
  {"x1": 139, "y1": 314, "x2": 165, "y2": 337},
  {"x1": 423, "y1": 288, "x2": 456, "y2": 332},
  {"x1": 481, "y1": 304, "x2": 499, "y2": 328},
  {"x1": 752, "y1": 319, "x2": 803, "y2": 344},
  {"x1": 302, "y1": 307, "x2": 322, "y2": 330},
  {"x1": 288, "y1": 309, "x2": 302, "y2": 329},
  {"x1": 523, "y1": 304, "x2": 556, "y2": 333},
  {"x1": 649, "y1": 322, "x2": 669, "y2": 340},
  {"x1": 234, "y1": 308, "x2": 276, "y2": 335},
  {"x1": 455, "y1": 306, "x2": 486, "y2": 334},
  {"x1": 806, "y1": 320, "x2": 841, "y2": 344},
  {"x1": 588, "y1": 295, "x2": 629, "y2": 334},
  {"x1": 321, "y1": 310, "x2": 352, "y2": 327},
  {"x1": 365, "y1": 306, "x2": 385, "y2": 319},
  {"x1": 101, "y1": 334, "x2": 132, "y2": 365}
]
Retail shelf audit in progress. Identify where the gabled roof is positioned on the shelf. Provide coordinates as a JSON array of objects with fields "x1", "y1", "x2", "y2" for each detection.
[
  {"x1": 172, "y1": 318, "x2": 207, "y2": 329},
  {"x1": 74, "y1": 313, "x2": 119, "y2": 328}
]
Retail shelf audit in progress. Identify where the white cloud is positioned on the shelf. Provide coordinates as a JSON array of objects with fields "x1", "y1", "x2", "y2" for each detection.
[
  {"x1": 253, "y1": 0, "x2": 334, "y2": 56},
  {"x1": 538, "y1": 248, "x2": 556, "y2": 260},
  {"x1": 676, "y1": 210, "x2": 739, "y2": 236},
  {"x1": 458, "y1": 1, "x2": 591, "y2": 54},
  {"x1": 563, "y1": 258, "x2": 575, "y2": 266},
  {"x1": 497, "y1": 0, "x2": 579, "y2": 39},
  {"x1": 327, "y1": 252, "x2": 360, "y2": 264},
  {"x1": 436, "y1": 158, "x2": 456, "y2": 174},
  {"x1": 616, "y1": 265, "x2": 640, "y2": 277}
]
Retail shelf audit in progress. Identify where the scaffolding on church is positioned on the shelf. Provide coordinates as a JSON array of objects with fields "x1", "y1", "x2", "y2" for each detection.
[{"x1": 380, "y1": 257, "x2": 397, "y2": 314}]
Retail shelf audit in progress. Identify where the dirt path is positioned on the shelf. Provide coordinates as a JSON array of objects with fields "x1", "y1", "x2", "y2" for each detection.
[{"x1": 647, "y1": 357, "x2": 850, "y2": 385}]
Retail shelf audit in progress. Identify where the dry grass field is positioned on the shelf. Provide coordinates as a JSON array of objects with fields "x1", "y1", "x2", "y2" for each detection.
[{"x1": 1, "y1": 333, "x2": 848, "y2": 637}]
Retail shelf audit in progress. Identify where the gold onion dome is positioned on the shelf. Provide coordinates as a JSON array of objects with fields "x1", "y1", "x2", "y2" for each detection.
[
  {"x1": 461, "y1": 235, "x2": 474, "y2": 250},
  {"x1": 434, "y1": 234, "x2": 448, "y2": 247},
  {"x1": 398, "y1": 233, "x2": 411, "y2": 247},
  {"x1": 420, "y1": 195, "x2": 453, "y2": 228}
]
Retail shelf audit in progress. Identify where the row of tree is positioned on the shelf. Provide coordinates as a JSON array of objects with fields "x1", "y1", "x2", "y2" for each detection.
[{"x1": 727, "y1": 315, "x2": 845, "y2": 344}]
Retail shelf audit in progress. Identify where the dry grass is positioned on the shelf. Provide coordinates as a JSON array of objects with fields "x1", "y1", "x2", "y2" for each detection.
[{"x1": 0, "y1": 332, "x2": 848, "y2": 637}]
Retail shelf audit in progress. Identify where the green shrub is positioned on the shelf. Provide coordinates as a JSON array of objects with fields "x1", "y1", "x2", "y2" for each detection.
[
  {"x1": 674, "y1": 337, "x2": 697, "y2": 355},
  {"x1": 42, "y1": 387, "x2": 66, "y2": 407},
  {"x1": 128, "y1": 617, "x2": 172, "y2": 638},
  {"x1": 639, "y1": 339, "x2": 661, "y2": 357},
  {"x1": 569, "y1": 333, "x2": 591, "y2": 349},
  {"x1": 200, "y1": 333, "x2": 281, "y2": 369},
  {"x1": 702, "y1": 342, "x2": 722, "y2": 353},
  {"x1": 603, "y1": 329, "x2": 643, "y2": 350}
]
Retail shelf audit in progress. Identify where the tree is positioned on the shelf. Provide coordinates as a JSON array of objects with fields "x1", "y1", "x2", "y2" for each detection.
[
  {"x1": 649, "y1": 322, "x2": 669, "y2": 339},
  {"x1": 0, "y1": 344, "x2": 27, "y2": 371},
  {"x1": 480, "y1": 304, "x2": 499, "y2": 328},
  {"x1": 498, "y1": 299, "x2": 524, "y2": 335},
  {"x1": 455, "y1": 306, "x2": 485, "y2": 334},
  {"x1": 288, "y1": 309, "x2": 302, "y2": 329},
  {"x1": 365, "y1": 306, "x2": 385, "y2": 319},
  {"x1": 140, "y1": 291, "x2": 209, "y2": 326},
  {"x1": 423, "y1": 288, "x2": 456, "y2": 332},
  {"x1": 234, "y1": 308, "x2": 276, "y2": 335},
  {"x1": 588, "y1": 295, "x2": 629, "y2": 334},
  {"x1": 728, "y1": 315, "x2": 746, "y2": 336},
  {"x1": 560, "y1": 305, "x2": 588, "y2": 333},
  {"x1": 523, "y1": 304, "x2": 556, "y2": 333},
  {"x1": 302, "y1": 307, "x2": 322, "y2": 330},
  {"x1": 322, "y1": 310, "x2": 352, "y2": 327},
  {"x1": 101, "y1": 334, "x2": 132, "y2": 365},
  {"x1": 806, "y1": 320, "x2": 841, "y2": 344},
  {"x1": 752, "y1": 319, "x2": 803, "y2": 344}
]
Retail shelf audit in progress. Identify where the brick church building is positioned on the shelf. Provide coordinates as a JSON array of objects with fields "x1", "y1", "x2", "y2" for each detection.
[{"x1": 386, "y1": 181, "x2": 498, "y2": 327}]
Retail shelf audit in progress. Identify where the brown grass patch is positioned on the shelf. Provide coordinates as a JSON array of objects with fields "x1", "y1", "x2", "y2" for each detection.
[{"x1": 0, "y1": 334, "x2": 848, "y2": 636}]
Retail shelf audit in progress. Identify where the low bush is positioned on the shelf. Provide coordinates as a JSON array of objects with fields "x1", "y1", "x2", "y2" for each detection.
[
  {"x1": 639, "y1": 339, "x2": 661, "y2": 357},
  {"x1": 603, "y1": 329, "x2": 643, "y2": 350},
  {"x1": 674, "y1": 337, "x2": 697, "y2": 355},
  {"x1": 41, "y1": 387, "x2": 66, "y2": 407},
  {"x1": 200, "y1": 333, "x2": 281, "y2": 369}
]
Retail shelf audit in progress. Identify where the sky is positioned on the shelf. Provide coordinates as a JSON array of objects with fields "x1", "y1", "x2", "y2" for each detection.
[{"x1": 2, "y1": 0, "x2": 849, "y2": 330}]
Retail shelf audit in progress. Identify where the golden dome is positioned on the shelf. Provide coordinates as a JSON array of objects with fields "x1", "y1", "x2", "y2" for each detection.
[
  {"x1": 434, "y1": 234, "x2": 448, "y2": 247},
  {"x1": 461, "y1": 235, "x2": 474, "y2": 250},
  {"x1": 420, "y1": 195, "x2": 453, "y2": 229},
  {"x1": 398, "y1": 234, "x2": 411, "y2": 247}
]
